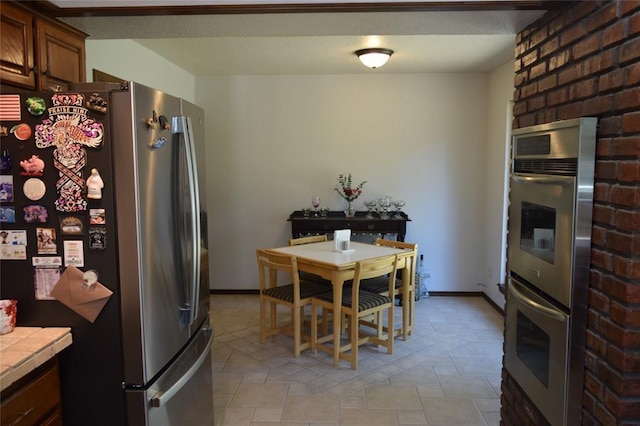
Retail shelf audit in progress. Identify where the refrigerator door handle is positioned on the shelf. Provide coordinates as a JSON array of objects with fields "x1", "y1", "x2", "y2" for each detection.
[
  {"x1": 150, "y1": 327, "x2": 213, "y2": 408},
  {"x1": 172, "y1": 116, "x2": 202, "y2": 326}
]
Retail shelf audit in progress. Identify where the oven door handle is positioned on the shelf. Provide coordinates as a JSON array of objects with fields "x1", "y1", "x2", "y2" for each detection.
[
  {"x1": 512, "y1": 174, "x2": 572, "y2": 186},
  {"x1": 509, "y1": 279, "x2": 566, "y2": 322}
]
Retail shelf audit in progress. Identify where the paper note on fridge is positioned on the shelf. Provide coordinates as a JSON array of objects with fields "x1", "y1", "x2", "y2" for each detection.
[{"x1": 50, "y1": 265, "x2": 112, "y2": 323}]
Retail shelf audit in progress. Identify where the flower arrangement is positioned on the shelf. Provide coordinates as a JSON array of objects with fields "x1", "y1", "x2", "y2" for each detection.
[{"x1": 334, "y1": 173, "x2": 367, "y2": 202}]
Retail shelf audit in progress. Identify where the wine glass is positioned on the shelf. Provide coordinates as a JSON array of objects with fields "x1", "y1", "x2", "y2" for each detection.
[
  {"x1": 364, "y1": 200, "x2": 377, "y2": 218},
  {"x1": 311, "y1": 195, "x2": 320, "y2": 216},
  {"x1": 393, "y1": 200, "x2": 405, "y2": 219},
  {"x1": 378, "y1": 196, "x2": 392, "y2": 220}
]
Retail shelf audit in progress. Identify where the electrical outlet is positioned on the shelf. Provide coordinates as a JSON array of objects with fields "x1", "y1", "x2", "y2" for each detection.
[{"x1": 487, "y1": 266, "x2": 493, "y2": 279}]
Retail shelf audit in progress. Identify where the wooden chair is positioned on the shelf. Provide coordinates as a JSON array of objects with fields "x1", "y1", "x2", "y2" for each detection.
[
  {"x1": 289, "y1": 235, "x2": 330, "y2": 285},
  {"x1": 257, "y1": 249, "x2": 328, "y2": 357},
  {"x1": 359, "y1": 239, "x2": 418, "y2": 340},
  {"x1": 310, "y1": 254, "x2": 398, "y2": 369}
]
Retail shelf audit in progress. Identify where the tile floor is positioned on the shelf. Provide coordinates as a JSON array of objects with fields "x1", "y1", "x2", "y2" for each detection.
[{"x1": 211, "y1": 294, "x2": 505, "y2": 426}]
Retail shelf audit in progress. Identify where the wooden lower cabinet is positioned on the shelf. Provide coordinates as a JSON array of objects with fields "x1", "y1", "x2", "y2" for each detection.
[{"x1": 1, "y1": 358, "x2": 63, "y2": 426}]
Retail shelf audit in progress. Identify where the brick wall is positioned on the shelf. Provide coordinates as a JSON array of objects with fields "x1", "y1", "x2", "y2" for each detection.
[{"x1": 503, "y1": 1, "x2": 640, "y2": 425}]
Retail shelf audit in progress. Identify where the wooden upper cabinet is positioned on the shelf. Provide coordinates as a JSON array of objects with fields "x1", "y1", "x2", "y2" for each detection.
[
  {"x1": 36, "y1": 19, "x2": 86, "y2": 91},
  {"x1": 0, "y1": 1, "x2": 86, "y2": 90},
  {"x1": 0, "y1": 2, "x2": 36, "y2": 89}
]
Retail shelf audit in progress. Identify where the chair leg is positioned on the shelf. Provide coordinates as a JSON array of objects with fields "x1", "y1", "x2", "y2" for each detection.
[
  {"x1": 270, "y1": 301, "x2": 277, "y2": 333},
  {"x1": 310, "y1": 304, "x2": 318, "y2": 354},
  {"x1": 293, "y1": 305, "x2": 301, "y2": 357},
  {"x1": 260, "y1": 295, "x2": 266, "y2": 344},
  {"x1": 402, "y1": 289, "x2": 410, "y2": 340},
  {"x1": 349, "y1": 313, "x2": 359, "y2": 370},
  {"x1": 387, "y1": 305, "x2": 394, "y2": 354}
]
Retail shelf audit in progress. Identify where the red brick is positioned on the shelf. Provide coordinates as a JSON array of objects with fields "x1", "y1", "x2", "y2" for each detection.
[
  {"x1": 583, "y1": 49, "x2": 617, "y2": 77},
  {"x1": 529, "y1": 62, "x2": 547, "y2": 80},
  {"x1": 614, "y1": 87, "x2": 640, "y2": 113},
  {"x1": 622, "y1": 111, "x2": 640, "y2": 133},
  {"x1": 596, "y1": 160, "x2": 619, "y2": 180},
  {"x1": 618, "y1": 160, "x2": 640, "y2": 182},
  {"x1": 537, "y1": 74, "x2": 557, "y2": 92},
  {"x1": 593, "y1": 205, "x2": 617, "y2": 227},
  {"x1": 610, "y1": 137, "x2": 640, "y2": 156},
  {"x1": 609, "y1": 185, "x2": 639, "y2": 207},
  {"x1": 547, "y1": 87, "x2": 569, "y2": 106},
  {"x1": 573, "y1": 33, "x2": 603, "y2": 59},
  {"x1": 599, "y1": 116, "x2": 622, "y2": 137},
  {"x1": 594, "y1": 402, "x2": 617, "y2": 426},
  {"x1": 560, "y1": 22, "x2": 588, "y2": 46},
  {"x1": 521, "y1": 82, "x2": 538, "y2": 99},
  {"x1": 598, "y1": 316, "x2": 640, "y2": 347},
  {"x1": 597, "y1": 137, "x2": 612, "y2": 157},
  {"x1": 559, "y1": 64, "x2": 582, "y2": 85},
  {"x1": 557, "y1": 102, "x2": 582, "y2": 120},
  {"x1": 603, "y1": 273, "x2": 640, "y2": 304},
  {"x1": 611, "y1": 301, "x2": 640, "y2": 327},
  {"x1": 630, "y1": 10, "x2": 640, "y2": 36},
  {"x1": 592, "y1": 224, "x2": 608, "y2": 246},
  {"x1": 589, "y1": 288, "x2": 611, "y2": 313},
  {"x1": 587, "y1": 2, "x2": 620, "y2": 32},
  {"x1": 514, "y1": 71, "x2": 527, "y2": 87},
  {"x1": 528, "y1": 27, "x2": 548, "y2": 49},
  {"x1": 585, "y1": 95, "x2": 614, "y2": 115},
  {"x1": 573, "y1": 0, "x2": 602, "y2": 21},
  {"x1": 604, "y1": 387, "x2": 640, "y2": 417},
  {"x1": 607, "y1": 344, "x2": 640, "y2": 373},
  {"x1": 613, "y1": 255, "x2": 640, "y2": 279},
  {"x1": 527, "y1": 95, "x2": 545, "y2": 111},
  {"x1": 549, "y1": 49, "x2": 572, "y2": 71},
  {"x1": 609, "y1": 230, "x2": 633, "y2": 252},
  {"x1": 620, "y1": 37, "x2": 640, "y2": 64},
  {"x1": 632, "y1": 234, "x2": 640, "y2": 255},
  {"x1": 540, "y1": 36, "x2": 559, "y2": 58},
  {"x1": 592, "y1": 247, "x2": 614, "y2": 270},
  {"x1": 617, "y1": 209, "x2": 640, "y2": 231},
  {"x1": 570, "y1": 77, "x2": 597, "y2": 100},
  {"x1": 599, "y1": 69, "x2": 625, "y2": 93},
  {"x1": 522, "y1": 50, "x2": 538, "y2": 67},
  {"x1": 513, "y1": 100, "x2": 527, "y2": 116},
  {"x1": 621, "y1": 2, "x2": 640, "y2": 17},
  {"x1": 584, "y1": 366, "x2": 606, "y2": 396},
  {"x1": 626, "y1": 62, "x2": 640, "y2": 86},
  {"x1": 604, "y1": 21, "x2": 627, "y2": 49}
]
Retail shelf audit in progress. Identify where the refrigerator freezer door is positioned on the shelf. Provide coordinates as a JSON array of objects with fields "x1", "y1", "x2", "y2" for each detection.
[
  {"x1": 125, "y1": 321, "x2": 214, "y2": 426},
  {"x1": 111, "y1": 82, "x2": 197, "y2": 385}
]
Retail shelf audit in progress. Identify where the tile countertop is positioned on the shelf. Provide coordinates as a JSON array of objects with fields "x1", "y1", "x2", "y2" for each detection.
[{"x1": 0, "y1": 327, "x2": 72, "y2": 392}]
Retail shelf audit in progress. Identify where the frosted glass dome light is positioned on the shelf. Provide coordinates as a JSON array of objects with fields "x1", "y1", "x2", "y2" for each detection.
[{"x1": 355, "y1": 48, "x2": 394, "y2": 69}]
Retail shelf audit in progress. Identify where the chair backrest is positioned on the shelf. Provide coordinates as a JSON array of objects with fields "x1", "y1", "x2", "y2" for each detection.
[
  {"x1": 351, "y1": 254, "x2": 399, "y2": 304},
  {"x1": 374, "y1": 238, "x2": 418, "y2": 278},
  {"x1": 256, "y1": 249, "x2": 300, "y2": 291},
  {"x1": 289, "y1": 234, "x2": 327, "y2": 246}
]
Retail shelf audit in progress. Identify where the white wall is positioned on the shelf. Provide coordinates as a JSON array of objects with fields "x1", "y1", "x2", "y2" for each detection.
[
  {"x1": 85, "y1": 40, "x2": 516, "y2": 297},
  {"x1": 197, "y1": 73, "x2": 491, "y2": 291},
  {"x1": 483, "y1": 60, "x2": 514, "y2": 308},
  {"x1": 85, "y1": 40, "x2": 196, "y2": 102}
]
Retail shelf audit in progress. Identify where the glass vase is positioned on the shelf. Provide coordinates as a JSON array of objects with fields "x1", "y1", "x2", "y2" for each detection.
[{"x1": 345, "y1": 200, "x2": 356, "y2": 217}]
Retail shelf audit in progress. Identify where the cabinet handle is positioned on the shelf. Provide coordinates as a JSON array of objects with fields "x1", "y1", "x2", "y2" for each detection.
[
  {"x1": 368, "y1": 224, "x2": 375, "y2": 230},
  {"x1": 29, "y1": 65, "x2": 38, "y2": 75},
  {"x1": 11, "y1": 406, "x2": 34, "y2": 425},
  {"x1": 43, "y1": 68, "x2": 51, "y2": 77}
]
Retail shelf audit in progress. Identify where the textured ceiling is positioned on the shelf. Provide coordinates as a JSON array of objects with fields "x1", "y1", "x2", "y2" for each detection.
[{"x1": 58, "y1": 4, "x2": 547, "y2": 75}]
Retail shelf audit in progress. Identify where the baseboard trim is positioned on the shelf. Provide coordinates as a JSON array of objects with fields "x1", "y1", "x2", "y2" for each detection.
[{"x1": 209, "y1": 288, "x2": 504, "y2": 315}]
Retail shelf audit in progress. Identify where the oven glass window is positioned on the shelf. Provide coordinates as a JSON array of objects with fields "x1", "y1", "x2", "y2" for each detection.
[
  {"x1": 516, "y1": 310, "x2": 550, "y2": 387},
  {"x1": 520, "y1": 202, "x2": 555, "y2": 264}
]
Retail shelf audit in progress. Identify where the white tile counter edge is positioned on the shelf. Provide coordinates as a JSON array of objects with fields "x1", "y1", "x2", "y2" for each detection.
[{"x1": 0, "y1": 327, "x2": 72, "y2": 392}]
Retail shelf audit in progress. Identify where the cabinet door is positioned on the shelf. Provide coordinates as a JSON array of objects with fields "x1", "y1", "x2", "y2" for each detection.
[
  {"x1": 0, "y1": 2, "x2": 36, "y2": 89},
  {"x1": 36, "y1": 19, "x2": 86, "y2": 91}
]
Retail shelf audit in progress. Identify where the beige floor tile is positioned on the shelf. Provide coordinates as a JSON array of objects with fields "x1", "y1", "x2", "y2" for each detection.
[
  {"x1": 339, "y1": 407, "x2": 399, "y2": 425},
  {"x1": 210, "y1": 295, "x2": 505, "y2": 426},
  {"x1": 282, "y1": 394, "x2": 339, "y2": 422},
  {"x1": 437, "y1": 374, "x2": 498, "y2": 398},
  {"x1": 365, "y1": 384, "x2": 422, "y2": 410},
  {"x1": 230, "y1": 383, "x2": 289, "y2": 408},
  {"x1": 421, "y1": 397, "x2": 486, "y2": 425},
  {"x1": 397, "y1": 409, "x2": 428, "y2": 425}
]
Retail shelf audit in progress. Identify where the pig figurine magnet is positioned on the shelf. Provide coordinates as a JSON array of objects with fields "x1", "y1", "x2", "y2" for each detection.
[{"x1": 19, "y1": 155, "x2": 45, "y2": 177}]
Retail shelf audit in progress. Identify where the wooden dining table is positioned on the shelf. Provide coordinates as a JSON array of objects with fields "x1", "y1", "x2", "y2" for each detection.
[{"x1": 267, "y1": 240, "x2": 412, "y2": 365}]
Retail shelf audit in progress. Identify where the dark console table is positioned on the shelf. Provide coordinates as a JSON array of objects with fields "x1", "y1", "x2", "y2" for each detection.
[{"x1": 288, "y1": 211, "x2": 411, "y2": 241}]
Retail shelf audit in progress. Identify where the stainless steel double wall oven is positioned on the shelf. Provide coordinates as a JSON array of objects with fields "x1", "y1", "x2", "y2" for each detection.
[{"x1": 505, "y1": 118, "x2": 597, "y2": 426}]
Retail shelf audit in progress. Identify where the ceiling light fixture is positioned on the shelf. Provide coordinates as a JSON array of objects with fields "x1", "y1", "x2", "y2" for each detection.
[{"x1": 355, "y1": 48, "x2": 394, "y2": 69}]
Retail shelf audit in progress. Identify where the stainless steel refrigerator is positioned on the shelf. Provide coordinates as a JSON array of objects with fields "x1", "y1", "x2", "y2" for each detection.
[{"x1": 0, "y1": 82, "x2": 213, "y2": 425}]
